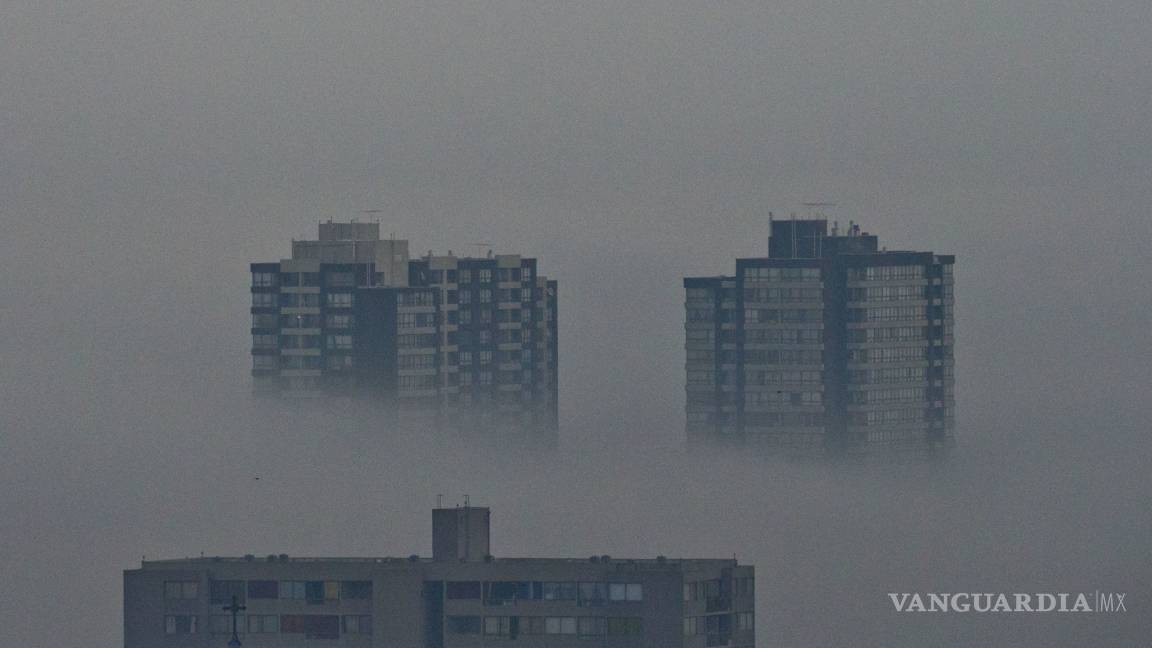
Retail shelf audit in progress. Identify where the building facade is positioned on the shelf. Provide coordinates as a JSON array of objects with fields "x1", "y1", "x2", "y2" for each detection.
[
  {"x1": 124, "y1": 507, "x2": 755, "y2": 647},
  {"x1": 250, "y1": 222, "x2": 558, "y2": 435},
  {"x1": 684, "y1": 218, "x2": 955, "y2": 457}
]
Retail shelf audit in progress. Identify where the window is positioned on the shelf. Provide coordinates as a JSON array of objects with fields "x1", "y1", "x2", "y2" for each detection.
[
  {"x1": 209, "y1": 580, "x2": 245, "y2": 605},
  {"x1": 447, "y1": 616, "x2": 481, "y2": 633},
  {"x1": 342, "y1": 615, "x2": 373, "y2": 634},
  {"x1": 165, "y1": 615, "x2": 198, "y2": 634},
  {"x1": 485, "y1": 581, "x2": 531, "y2": 603},
  {"x1": 253, "y1": 356, "x2": 278, "y2": 371},
  {"x1": 743, "y1": 266, "x2": 821, "y2": 281},
  {"x1": 165, "y1": 581, "x2": 198, "y2": 599},
  {"x1": 484, "y1": 616, "x2": 513, "y2": 636},
  {"x1": 399, "y1": 375, "x2": 437, "y2": 390},
  {"x1": 608, "y1": 617, "x2": 642, "y2": 635},
  {"x1": 339, "y1": 581, "x2": 372, "y2": 600},
  {"x1": 737, "y1": 611, "x2": 754, "y2": 630},
  {"x1": 252, "y1": 293, "x2": 277, "y2": 308},
  {"x1": 545, "y1": 617, "x2": 577, "y2": 634},
  {"x1": 326, "y1": 292, "x2": 353, "y2": 308},
  {"x1": 398, "y1": 312, "x2": 435, "y2": 329},
  {"x1": 686, "y1": 308, "x2": 714, "y2": 322},
  {"x1": 847, "y1": 265, "x2": 924, "y2": 281},
  {"x1": 247, "y1": 580, "x2": 278, "y2": 599},
  {"x1": 324, "y1": 334, "x2": 352, "y2": 350},
  {"x1": 479, "y1": 351, "x2": 492, "y2": 365},
  {"x1": 251, "y1": 334, "x2": 277, "y2": 350},
  {"x1": 280, "y1": 581, "x2": 306, "y2": 599},
  {"x1": 579, "y1": 582, "x2": 606, "y2": 604},
  {"x1": 252, "y1": 272, "x2": 276, "y2": 287},
  {"x1": 706, "y1": 613, "x2": 731, "y2": 643},
  {"x1": 396, "y1": 333, "x2": 437, "y2": 349},
  {"x1": 325, "y1": 314, "x2": 354, "y2": 329},
  {"x1": 848, "y1": 285, "x2": 927, "y2": 302},
  {"x1": 459, "y1": 290, "x2": 473, "y2": 305},
  {"x1": 281, "y1": 313, "x2": 321, "y2": 328},
  {"x1": 280, "y1": 272, "x2": 300, "y2": 287},
  {"x1": 281, "y1": 355, "x2": 322, "y2": 371},
  {"x1": 459, "y1": 270, "x2": 472, "y2": 284},
  {"x1": 745, "y1": 287, "x2": 822, "y2": 303},
  {"x1": 608, "y1": 583, "x2": 643, "y2": 601},
  {"x1": 399, "y1": 291, "x2": 435, "y2": 307},
  {"x1": 446, "y1": 581, "x2": 482, "y2": 599},
  {"x1": 301, "y1": 272, "x2": 321, "y2": 287},
  {"x1": 280, "y1": 614, "x2": 340, "y2": 639},
  {"x1": 327, "y1": 272, "x2": 354, "y2": 287},
  {"x1": 734, "y1": 577, "x2": 754, "y2": 598},
  {"x1": 687, "y1": 370, "x2": 715, "y2": 386},
  {"x1": 281, "y1": 293, "x2": 321, "y2": 308},
  {"x1": 542, "y1": 582, "x2": 577, "y2": 600},
  {"x1": 478, "y1": 269, "x2": 492, "y2": 283},
  {"x1": 479, "y1": 289, "x2": 492, "y2": 303},
  {"x1": 523, "y1": 617, "x2": 546, "y2": 634},
  {"x1": 325, "y1": 355, "x2": 351, "y2": 371},
  {"x1": 247, "y1": 615, "x2": 279, "y2": 633},
  {"x1": 303, "y1": 581, "x2": 326, "y2": 603},
  {"x1": 281, "y1": 334, "x2": 321, "y2": 349},
  {"x1": 578, "y1": 616, "x2": 606, "y2": 637}
]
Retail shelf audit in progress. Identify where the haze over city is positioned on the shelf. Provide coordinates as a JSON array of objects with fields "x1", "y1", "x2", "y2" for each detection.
[{"x1": 2, "y1": 1, "x2": 1150, "y2": 646}]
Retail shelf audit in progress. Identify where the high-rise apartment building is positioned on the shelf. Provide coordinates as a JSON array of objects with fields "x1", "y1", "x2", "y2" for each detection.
[
  {"x1": 251, "y1": 222, "x2": 558, "y2": 435},
  {"x1": 684, "y1": 218, "x2": 954, "y2": 456},
  {"x1": 124, "y1": 506, "x2": 755, "y2": 647}
]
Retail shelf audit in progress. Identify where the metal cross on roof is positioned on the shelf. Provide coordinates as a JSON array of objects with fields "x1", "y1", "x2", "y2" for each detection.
[{"x1": 221, "y1": 594, "x2": 246, "y2": 647}]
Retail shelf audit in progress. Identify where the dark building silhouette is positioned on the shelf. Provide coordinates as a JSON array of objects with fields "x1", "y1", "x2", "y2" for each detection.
[
  {"x1": 250, "y1": 222, "x2": 558, "y2": 435},
  {"x1": 684, "y1": 217, "x2": 955, "y2": 456},
  {"x1": 124, "y1": 506, "x2": 755, "y2": 647}
]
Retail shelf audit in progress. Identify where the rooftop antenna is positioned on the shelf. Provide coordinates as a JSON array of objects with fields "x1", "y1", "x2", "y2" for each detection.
[
  {"x1": 463, "y1": 494, "x2": 470, "y2": 508},
  {"x1": 437, "y1": 494, "x2": 443, "y2": 508}
]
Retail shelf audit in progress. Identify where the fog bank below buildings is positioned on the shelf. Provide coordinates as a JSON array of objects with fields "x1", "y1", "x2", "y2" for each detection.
[{"x1": 2, "y1": 375, "x2": 1149, "y2": 646}]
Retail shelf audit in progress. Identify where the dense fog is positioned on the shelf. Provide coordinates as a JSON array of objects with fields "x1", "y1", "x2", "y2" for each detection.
[{"x1": 2, "y1": 2, "x2": 1150, "y2": 645}]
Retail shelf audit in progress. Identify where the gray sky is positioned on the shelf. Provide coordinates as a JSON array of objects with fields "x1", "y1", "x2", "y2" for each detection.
[{"x1": 2, "y1": 1, "x2": 1151, "y2": 646}]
